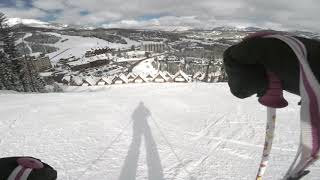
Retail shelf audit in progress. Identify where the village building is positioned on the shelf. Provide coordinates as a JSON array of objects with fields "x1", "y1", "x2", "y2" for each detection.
[
  {"x1": 173, "y1": 70, "x2": 190, "y2": 83},
  {"x1": 126, "y1": 73, "x2": 137, "y2": 83},
  {"x1": 152, "y1": 72, "x2": 168, "y2": 83},
  {"x1": 193, "y1": 72, "x2": 203, "y2": 80},
  {"x1": 96, "y1": 77, "x2": 113, "y2": 86},
  {"x1": 208, "y1": 71, "x2": 222, "y2": 82},
  {"x1": 33, "y1": 55, "x2": 52, "y2": 72},
  {"x1": 132, "y1": 74, "x2": 148, "y2": 83},
  {"x1": 163, "y1": 71, "x2": 174, "y2": 82},
  {"x1": 16, "y1": 53, "x2": 52, "y2": 72},
  {"x1": 112, "y1": 74, "x2": 129, "y2": 84},
  {"x1": 39, "y1": 72, "x2": 55, "y2": 84},
  {"x1": 62, "y1": 76, "x2": 71, "y2": 85},
  {"x1": 141, "y1": 43, "x2": 166, "y2": 53},
  {"x1": 70, "y1": 54, "x2": 111, "y2": 71},
  {"x1": 82, "y1": 77, "x2": 96, "y2": 86},
  {"x1": 85, "y1": 47, "x2": 114, "y2": 57},
  {"x1": 145, "y1": 74, "x2": 155, "y2": 82},
  {"x1": 126, "y1": 51, "x2": 146, "y2": 59},
  {"x1": 193, "y1": 72, "x2": 205, "y2": 81},
  {"x1": 69, "y1": 76, "x2": 83, "y2": 86}
]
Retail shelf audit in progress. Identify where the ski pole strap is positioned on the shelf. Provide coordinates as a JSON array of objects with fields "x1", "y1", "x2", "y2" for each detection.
[
  {"x1": 7, "y1": 158, "x2": 44, "y2": 180},
  {"x1": 263, "y1": 35, "x2": 320, "y2": 179}
]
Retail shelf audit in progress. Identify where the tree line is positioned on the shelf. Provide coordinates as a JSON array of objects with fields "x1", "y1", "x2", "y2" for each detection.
[{"x1": 0, "y1": 12, "x2": 45, "y2": 92}]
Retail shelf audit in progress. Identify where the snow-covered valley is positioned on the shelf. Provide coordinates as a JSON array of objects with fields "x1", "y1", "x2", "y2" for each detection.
[{"x1": 0, "y1": 83, "x2": 319, "y2": 179}]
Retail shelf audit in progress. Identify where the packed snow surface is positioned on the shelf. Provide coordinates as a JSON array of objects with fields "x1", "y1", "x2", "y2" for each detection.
[
  {"x1": 132, "y1": 58, "x2": 158, "y2": 76},
  {"x1": 45, "y1": 32, "x2": 141, "y2": 63},
  {"x1": 0, "y1": 83, "x2": 319, "y2": 180}
]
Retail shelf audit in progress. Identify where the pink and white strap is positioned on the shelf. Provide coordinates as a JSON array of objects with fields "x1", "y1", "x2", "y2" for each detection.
[{"x1": 7, "y1": 158, "x2": 44, "y2": 180}]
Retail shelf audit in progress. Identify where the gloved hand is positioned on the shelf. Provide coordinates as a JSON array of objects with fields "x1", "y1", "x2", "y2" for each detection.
[
  {"x1": 223, "y1": 35, "x2": 320, "y2": 99},
  {"x1": 0, "y1": 157, "x2": 57, "y2": 180}
]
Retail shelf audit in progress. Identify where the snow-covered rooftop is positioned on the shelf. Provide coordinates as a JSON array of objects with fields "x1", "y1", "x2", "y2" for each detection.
[
  {"x1": 173, "y1": 70, "x2": 190, "y2": 81},
  {"x1": 83, "y1": 77, "x2": 96, "y2": 86},
  {"x1": 152, "y1": 71, "x2": 169, "y2": 81},
  {"x1": 133, "y1": 74, "x2": 148, "y2": 82}
]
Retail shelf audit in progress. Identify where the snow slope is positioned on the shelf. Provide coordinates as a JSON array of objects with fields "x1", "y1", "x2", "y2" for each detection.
[
  {"x1": 132, "y1": 58, "x2": 158, "y2": 76},
  {"x1": 6, "y1": 18, "x2": 66, "y2": 29},
  {"x1": 7, "y1": 18, "x2": 49, "y2": 27},
  {"x1": 0, "y1": 83, "x2": 319, "y2": 180},
  {"x1": 46, "y1": 32, "x2": 141, "y2": 63}
]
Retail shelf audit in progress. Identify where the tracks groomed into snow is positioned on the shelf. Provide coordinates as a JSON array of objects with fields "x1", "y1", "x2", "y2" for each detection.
[{"x1": 0, "y1": 83, "x2": 319, "y2": 180}]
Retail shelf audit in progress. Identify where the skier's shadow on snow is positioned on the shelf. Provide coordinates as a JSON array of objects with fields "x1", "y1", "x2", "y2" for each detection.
[{"x1": 118, "y1": 102, "x2": 164, "y2": 180}]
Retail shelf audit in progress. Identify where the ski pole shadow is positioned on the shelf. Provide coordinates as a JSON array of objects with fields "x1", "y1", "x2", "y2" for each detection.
[{"x1": 118, "y1": 102, "x2": 164, "y2": 180}]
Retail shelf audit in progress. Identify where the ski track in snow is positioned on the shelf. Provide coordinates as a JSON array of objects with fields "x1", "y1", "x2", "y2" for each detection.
[
  {"x1": 0, "y1": 83, "x2": 319, "y2": 180},
  {"x1": 15, "y1": 33, "x2": 33, "y2": 53}
]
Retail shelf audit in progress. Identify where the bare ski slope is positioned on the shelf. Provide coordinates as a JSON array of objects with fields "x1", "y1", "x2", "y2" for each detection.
[
  {"x1": 46, "y1": 32, "x2": 141, "y2": 63},
  {"x1": 0, "y1": 83, "x2": 319, "y2": 179}
]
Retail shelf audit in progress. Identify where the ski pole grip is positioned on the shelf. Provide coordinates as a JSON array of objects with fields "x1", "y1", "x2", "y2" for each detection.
[{"x1": 258, "y1": 71, "x2": 288, "y2": 108}]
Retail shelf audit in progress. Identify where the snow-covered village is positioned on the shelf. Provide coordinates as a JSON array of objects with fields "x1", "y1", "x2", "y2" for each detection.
[
  {"x1": 5, "y1": 23, "x2": 231, "y2": 89},
  {"x1": 1, "y1": 1, "x2": 320, "y2": 180}
]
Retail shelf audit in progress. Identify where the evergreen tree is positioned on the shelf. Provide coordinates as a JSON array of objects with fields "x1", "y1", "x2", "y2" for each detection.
[
  {"x1": 0, "y1": 51, "x2": 15, "y2": 90},
  {"x1": 0, "y1": 52, "x2": 8, "y2": 90},
  {"x1": 19, "y1": 57, "x2": 34, "y2": 92},
  {"x1": 0, "y1": 12, "x2": 24, "y2": 91},
  {"x1": 0, "y1": 12, "x2": 45, "y2": 92}
]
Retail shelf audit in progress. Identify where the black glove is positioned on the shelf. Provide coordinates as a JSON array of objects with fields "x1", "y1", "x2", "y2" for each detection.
[
  {"x1": 223, "y1": 36, "x2": 320, "y2": 99},
  {"x1": 0, "y1": 157, "x2": 57, "y2": 180}
]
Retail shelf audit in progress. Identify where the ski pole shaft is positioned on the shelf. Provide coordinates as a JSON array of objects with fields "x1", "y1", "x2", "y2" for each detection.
[
  {"x1": 256, "y1": 107, "x2": 276, "y2": 180},
  {"x1": 256, "y1": 71, "x2": 288, "y2": 180}
]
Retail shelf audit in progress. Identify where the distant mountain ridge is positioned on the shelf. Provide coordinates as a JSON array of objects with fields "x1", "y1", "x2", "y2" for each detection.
[
  {"x1": 2, "y1": 18, "x2": 268, "y2": 32},
  {"x1": 6, "y1": 17, "x2": 95, "y2": 30},
  {"x1": 6, "y1": 18, "x2": 320, "y2": 40}
]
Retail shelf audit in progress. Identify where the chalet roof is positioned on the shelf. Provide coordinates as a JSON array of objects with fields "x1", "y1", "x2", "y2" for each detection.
[
  {"x1": 113, "y1": 74, "x2": 129, "y2": 84},
  {"x1": 199, "y1": 73, "x2": 206, "y2": 80},
  {"x1": 146, "y1": 74, "x2": 154, "y2": 78},
  {"x1": 97, "y1": 77, "x2": 113, "y2": 85},
  {"x1": 173, "y1": 70, "x2": 190, "y2": 81},
  {"x1": 193, "y1": 72, "x2": 203, "y2": 79},
  {"x1": 70, "y1": 76, "x2": 83, "y2": 86},
  {"x1": 152, "y1": 72, "x2": 168, "y2": 81},
  {"x1": 163, "y1": 71, "x2": 173, "y2": 78},
  {"x1": 62, "y1": 75, "x2": 71, "y2": 82},
  {"x1": 133, "y1": 74, "x2": 148, "y2": 82},
  {"x1": 83, "y1": 77, "x2": 96, "y2": 86},
  {"x1": 126, "y1": 72, "x2": 136, "y2": 79}
]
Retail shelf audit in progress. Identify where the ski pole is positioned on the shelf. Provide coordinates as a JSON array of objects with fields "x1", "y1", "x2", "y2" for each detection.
[{"x1": 256, "y1": 71, "x2": 288, "y2": 180}]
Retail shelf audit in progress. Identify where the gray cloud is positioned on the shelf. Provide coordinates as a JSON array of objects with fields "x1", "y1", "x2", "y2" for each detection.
[
  {"x1": 0, "y1": 7, "x2": 45, "y2": 19},
  {"x1": 0, "y1": 0, "x2": 320, "y2": 32}
]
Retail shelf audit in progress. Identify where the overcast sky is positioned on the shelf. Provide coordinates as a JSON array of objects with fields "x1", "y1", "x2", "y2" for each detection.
[{"x1": 0, "y1": 0, "x2": 319, "y2": 32}]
